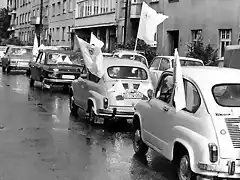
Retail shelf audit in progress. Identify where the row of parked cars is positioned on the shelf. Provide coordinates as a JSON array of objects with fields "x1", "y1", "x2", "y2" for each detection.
[{"x1": 2, "y1": 44, "x2": 240, "y2": 180}]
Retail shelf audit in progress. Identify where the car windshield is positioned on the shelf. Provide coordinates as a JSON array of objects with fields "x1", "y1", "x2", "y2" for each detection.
[
  {"x1": 107, "y1": 66, "x2": 148, "y2": 80},
  {"x1": 47, "y1": 53, "x2": 83, "y2": 65},
  {"x1": 11, "y1": 47, "x2": 32, "y2": 56},
  {"x1": 212, "y1": 84, "x2": 240, "y2": 107},
  {"x1": 120, "y1": 54, "x2": 148, "y2": 66},
  {"x1": 171, "y1": 59, "x2": 203, "y2": 66}
]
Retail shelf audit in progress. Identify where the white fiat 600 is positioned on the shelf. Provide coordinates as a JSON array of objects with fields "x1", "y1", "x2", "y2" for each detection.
[{"x1": 132, "y1": 66, "x2": 240, "y2": 180}]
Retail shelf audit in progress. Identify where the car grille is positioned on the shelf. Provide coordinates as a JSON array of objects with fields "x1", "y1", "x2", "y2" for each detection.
[{"x1": 225, "y1": 118, "x2": 240, "y2": 148}]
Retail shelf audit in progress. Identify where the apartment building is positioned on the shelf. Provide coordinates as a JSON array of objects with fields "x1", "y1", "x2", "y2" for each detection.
[
  {"x1": 155, "y1": 0, "x2": 240, "y2": 57},
  {"x1": 7, "y1": 0, "x2": 33, "y2": 42},
  {"x1": 31, "y1": 0, "x2": 49, "y2": 45},
  {"x1": 73, "y1": 0, "x2": 117, "y2": 52},
  {"x1": 48, "y1": 0, "x2": 74, "y2": 46}
]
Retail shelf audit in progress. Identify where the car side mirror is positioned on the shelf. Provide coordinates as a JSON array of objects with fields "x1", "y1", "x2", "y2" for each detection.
[
  {"x1": 80, "y1": 73, "x2": 87, "y2": 79},
  {"x1": 147, "y1": 89, "x2": 154, "y2": 99}
]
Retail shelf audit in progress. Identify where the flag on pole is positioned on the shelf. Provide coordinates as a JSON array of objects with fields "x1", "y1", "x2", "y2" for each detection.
[
  {"x1": 75, "y1": 35, "x2": 104, "y2": 78},
  {"x1": 32, "y1": 33, "x2": 39, "y2": 58},
  {"x1": 137, "y1": 2, "x2": 168, "y2": 45},
  {"x1": 90, "y1": 32, "x2": 104, "y2": 48},
  {"x1": 173, "y1": 49, "x2": 186, "y2": 112}
]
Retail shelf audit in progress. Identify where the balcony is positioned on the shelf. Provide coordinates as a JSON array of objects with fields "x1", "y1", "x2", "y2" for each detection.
[{"x1": 30, "y1": 16, "x2": 48, "y2": 25}]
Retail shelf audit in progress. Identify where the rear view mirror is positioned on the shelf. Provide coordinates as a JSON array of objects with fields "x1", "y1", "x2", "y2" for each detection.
[
  {"x1": 147, "y1": 89, "x2": 154, "y2": 99},
  {"x1": 80, "y1": 73, "x2": 87, "y2": 79}
]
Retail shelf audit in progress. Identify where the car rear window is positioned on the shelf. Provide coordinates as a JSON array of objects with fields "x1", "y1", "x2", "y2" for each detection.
[
  {"x1": 107, "y1": 66, "x2": 148, "y2": 80},
  {"x1": 11, "y1": 48, "x2": 32, "y2": 55},
  {"x1": 171, "y1": 59, "x2": 203, "y2": 66},
  {"x1": 47, "y1": 53, "x2": 83, "y2": 65},
  {"x1": 212, "y1": 84, "x2": 240, "y2": 107},
  {"x1": 120, "y1": 54, "x2": 148, "y2": 66}
]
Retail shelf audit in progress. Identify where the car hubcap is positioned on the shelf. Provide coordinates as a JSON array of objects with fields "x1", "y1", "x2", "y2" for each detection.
[
  {"x1": 179, "y1": 155, "x2": 191, "y2": 180},
  {"x1": 133, "y1": 129, "x2": 141, "y2": 151}
]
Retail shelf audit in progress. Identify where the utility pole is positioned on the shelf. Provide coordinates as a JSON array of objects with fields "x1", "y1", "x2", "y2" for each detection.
[
  {"x1": 123, "y1": 0, "x2": 129, "y2": 45},
  {"x1": 38, "y1": 0, "x2": 43, "y2": 45}
]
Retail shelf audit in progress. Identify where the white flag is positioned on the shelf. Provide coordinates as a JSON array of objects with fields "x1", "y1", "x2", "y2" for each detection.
[
  {"x1": 75, "y1": 35, "x2": 104, "y2": 78},
  {"x1": 137, "y1": 2, "x2": 168, "y2": 44},
  {"x1": 90, "y1": 32, "x2": 104, "y2": 48},
  {"x1": 138, "y1": 83, "x2": 153, "y2": 98},
  {"x1": 173, "y1": 49, "x2": 186, "y2": 112},
  {"x1": 108, "y1": 80, "x2": 126, "y2": 96},
  {"x1": 33, "y1": 33, "x2": 39, "y2": 57}
]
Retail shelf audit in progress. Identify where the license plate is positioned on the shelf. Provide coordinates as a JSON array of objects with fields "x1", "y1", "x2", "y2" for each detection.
[
  {"x1": 62, "y1": 75, "x2": 75, "y2": 79},
  {"x1": 123, "y1": 92, "x2": 143, "y2": 99}
]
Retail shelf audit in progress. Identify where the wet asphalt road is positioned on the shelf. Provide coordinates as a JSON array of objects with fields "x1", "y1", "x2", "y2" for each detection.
[{"x1": 0, "y1": 70, "x2": 177, "y2": 180}]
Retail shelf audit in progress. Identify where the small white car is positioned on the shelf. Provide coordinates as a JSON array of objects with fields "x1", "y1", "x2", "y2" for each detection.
[
  {"x1": 113, "y1": 50, "x2": 149, "y2": 67},
  {"x1": 70, "y1": 57, "x2": 153, "y2": 125},
  {"x1": 149, "y1": 56, "x2": 204, "y2": 88},
  {"x1": 133, "y1": 66, "x2": 240, "y2": 180}
]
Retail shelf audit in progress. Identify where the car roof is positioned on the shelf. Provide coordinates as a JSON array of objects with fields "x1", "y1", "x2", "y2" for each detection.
[
  {"x1": 166, "y1": 66, "x2": 240, "y2": 87},
  {"x1": 103, "y1": 57, "x2": 148, "y2": 68},
  {"x1": 40, "y1": 49, "x2": 78, "y2": 54},
  {"x1": 114, "y1": 51, "x2": 146, "y2": 57},
  {"x1": 156, "y1": 56, "x2": 203, "y2": 63}
]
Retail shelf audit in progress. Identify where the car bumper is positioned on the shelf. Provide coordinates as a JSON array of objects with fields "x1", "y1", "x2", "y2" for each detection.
[
  {"x1": 97, "y1": 108, "x2": 134, "y2": 118},
  {"x1": 44, "y1": 78, "x2": 74, "y2": 85}
]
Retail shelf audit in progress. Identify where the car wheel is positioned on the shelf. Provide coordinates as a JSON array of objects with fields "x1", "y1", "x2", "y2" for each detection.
[
  {"x1": 177, "y1": 154, "x2": 193, "y2": 180},
  {"x1": 132, "y1": 122, "x2": 149, "y2": 155},
  {"x1": 2, "y1": 66, "x2": 5, "y2": 73},
  {"x1": 89, "y1": 107, "x2": 96, "y2": 124},
  {"x1": 69, "y1": 95, "x2": 78, "y2": 116},
  {"x1": 29, "y1": 75, "x2": 35, "y2": 87}
]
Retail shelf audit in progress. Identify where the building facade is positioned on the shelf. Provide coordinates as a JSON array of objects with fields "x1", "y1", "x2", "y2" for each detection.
[
  {"x1": 48, "y1": 0, "x2": 74, "y2": 46},
  {"x1": 73, "y1": 0, "x2": 117, "y2": 52}
]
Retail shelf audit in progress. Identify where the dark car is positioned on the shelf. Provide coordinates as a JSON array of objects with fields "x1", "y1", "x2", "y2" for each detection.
[
  {"x1": 1, "y1": 45, "x2": 33, "y2": 74},
  {"x1": 28, "y1": 49, "x2": 84, "y2": 91}
]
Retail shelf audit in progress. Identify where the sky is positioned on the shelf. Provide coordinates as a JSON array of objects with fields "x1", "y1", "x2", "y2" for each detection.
[{"x1": 0, "y1": 0, "x2": 7, "y2": 8}]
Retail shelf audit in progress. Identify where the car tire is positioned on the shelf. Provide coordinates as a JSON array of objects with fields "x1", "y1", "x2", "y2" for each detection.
[
  {"x1": 177, "y1": 154, "x2": 193, "y2": 180},
  {"x1": 2, "y1": 66, "x2": 5, "y2": 73},
  {"x1": 132, "y1": 121, "x2": 149, "y2": 155},
  {"x1": 29, "y1": 75, "x2": 35, "y2": 87},
  {"x1": 69, "y1": 95, "x2": 78, "y2": 116}
]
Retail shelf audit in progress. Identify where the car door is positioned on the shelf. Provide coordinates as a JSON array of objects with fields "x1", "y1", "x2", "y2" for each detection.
[
  {"x1": 31, "y1": 52, "x2": 43, "y2": 81},
  {"x1": 144, "y1": 73, "x2": 174, "y2": 151}
]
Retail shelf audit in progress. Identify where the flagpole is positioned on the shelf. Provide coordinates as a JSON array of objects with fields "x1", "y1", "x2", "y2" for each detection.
[{"x1": 134, "y1": 38, "x2": 138, "y2": 51}]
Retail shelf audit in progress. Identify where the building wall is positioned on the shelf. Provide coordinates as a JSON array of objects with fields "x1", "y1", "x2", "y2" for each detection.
[
  {"x1": 157, "y1": 0, "x2": 240, "y2": 57},
  {"x1": 48, "y1": 0, "x2": 74, "y2": 46}
]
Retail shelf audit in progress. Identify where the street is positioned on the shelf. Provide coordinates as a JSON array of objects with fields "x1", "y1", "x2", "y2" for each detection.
[{"x1": 0, "y1": 70, "x2": 176, "y2": 180}]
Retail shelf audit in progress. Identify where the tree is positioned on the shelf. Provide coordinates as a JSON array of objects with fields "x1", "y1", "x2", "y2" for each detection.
[
  {"x1": 186, "y1": 35, "x2": 218, "y2": 65},
  {"x1": 0, "y1": 8, "x2": 10, "y2": 40},
  {"x1": 116, "y1": 38, "x2": 156, "y2": 64}
]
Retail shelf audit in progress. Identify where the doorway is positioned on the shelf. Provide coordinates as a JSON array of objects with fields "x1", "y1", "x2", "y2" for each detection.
[{"x1": 167, "y1": 30, "x2": 179, "y2": 55}]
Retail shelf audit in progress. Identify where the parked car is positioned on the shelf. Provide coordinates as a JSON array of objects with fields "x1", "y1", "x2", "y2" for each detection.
[
  {"x1": 28, "y1": 49, "x2": 84, "y2": 91},
  {"x1": 1, "y1": 45, "x2": 33, "y2": 74},
  {"x1": 69, "y1": 57, "x2": 153, "y2": 125},
  {"x1": 149, "y1": 56, "x2": 204, "y2": 88},
  {"x1": 0, "y1": 46, "x2": 7, "y2": 66},
  {"x1": 113, "y1": 50, "x2": 149, "y2": 67},
  {"x1": 132, "y1": 66, "x2": 240, "y2": 180}
]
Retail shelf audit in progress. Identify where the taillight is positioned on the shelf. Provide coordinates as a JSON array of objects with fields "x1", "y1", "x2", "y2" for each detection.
[
  {"x1": 209, "y1": 143, "x2": 218, "y2": 163},
  {"x1": 103, "y1": 97, "x2": 108, "y2": 109}
]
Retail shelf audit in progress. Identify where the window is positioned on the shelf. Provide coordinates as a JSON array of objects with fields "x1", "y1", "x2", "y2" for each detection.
[
  {"x1": 107, "y1": 66, "x2": 148, "y2": 80},
  {"x1": 68, "y1": 26, "x2": 71, "y2": 41},
  {"x1": 159, "y1": 58, "x2": 170, "y2": 71},
  {"x1": 69, "y1": 0, "x2": 73, "y2": 11},
  {"x1": 191, "y1": 29, "x2": 202, "y2": 41},
  {"x1": 63, "y1": 0, "x2": 66, "y2": 13},
  {"x1": 213, "y1": 84, "x2": 240, "y2": 107},
  {"x1": 33, "y1": 9, "x2": 35, "y2": 17},
  {"x1": 57, "y1": 2, "x2": 61, "y2": 15},
  {"x1": 28, "y1": 12, "x2": 30, "y2": 22},
  {"x1": 219, "y1": 29, "x2": 232, "y2": 57},
  {"x1": 171, "y1": 59, "x2": 204, "y2": 66},
  {"x1": 45, "y1": 5, "x2": 48, "y2": 17},
  {"x1": 150, "y1": 57, "x2": 161, "y2": 70},
  {"x1": 52, "y1": 3, "x2": 55, "y2": 16},
  {"x1": 62, "y1": 27, "x2": 65, "y2": 40},
  {"x1": 37, "y1": 8, "x2": 39, "y2": 17},
  {"x1": 56, "y1": 27, "x2": 60, "y2": 40}
]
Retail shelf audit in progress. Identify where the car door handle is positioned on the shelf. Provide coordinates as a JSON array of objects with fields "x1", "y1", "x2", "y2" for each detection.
[{"x1": 163, "y1": 107, "x2": 169, "y2": 112}]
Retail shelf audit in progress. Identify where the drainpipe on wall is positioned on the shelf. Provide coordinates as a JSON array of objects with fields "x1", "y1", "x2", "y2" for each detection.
[{"x1": 123, "y1": 0, "x2": 129, "y2": 45}]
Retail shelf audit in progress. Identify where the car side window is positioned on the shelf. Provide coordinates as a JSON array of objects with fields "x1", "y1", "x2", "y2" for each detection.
[
  {"x1": 159, "y1": 58, "x2": 170, "y2": 71},
  {"x1": 183, "y1": 80, "x2": 201, "y2": 113},
  {"x1": 150, "y1": 57, "x2": 161, "y2": 70},
  {"x1": 155, "y1": 74, "x2": 174, "y2": 104}
]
